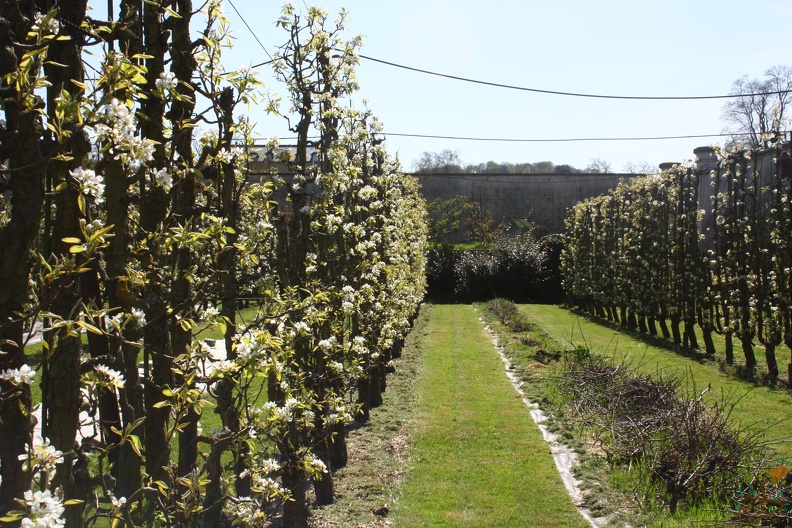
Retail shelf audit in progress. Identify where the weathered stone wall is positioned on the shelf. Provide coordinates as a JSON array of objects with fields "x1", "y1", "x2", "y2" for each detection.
[{"x1": 412, "y1": 171, "x2": 638, "y2": 237}]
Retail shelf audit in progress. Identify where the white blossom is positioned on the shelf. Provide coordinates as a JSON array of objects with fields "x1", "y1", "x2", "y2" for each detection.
[
  {"x1": 94, "y1": 365, "x2": 125, "y2": 389},
  {"x1": 0, "y1": 364, "x2": 36, "y2": 385},
  {"x1": 70, "y1": 167, "x2": 105, "y2": 200},
  {"x1": 20, "y1": 489, "x2": 65, "y2": 528}
]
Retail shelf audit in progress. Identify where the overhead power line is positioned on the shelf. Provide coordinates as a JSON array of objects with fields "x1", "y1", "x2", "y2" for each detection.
[
  {"x1": 360, "y1": 55, "x2": 792, "y2": 101},
  {"x1": 381, "y1": 132, "x2": 747, "y2": 143},
  {"x1": 226, "y1": 0, "x2": 274, "y2": 63}
]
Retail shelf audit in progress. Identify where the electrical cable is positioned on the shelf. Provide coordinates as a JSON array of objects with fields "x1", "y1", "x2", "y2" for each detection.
[
  {"x1": 226, "y1": 0, "x2": 275, "y2": 62},
  {"x1": 218, "y1": 3, "x2": 780, "y2": 147},
  {"x1": 360, "y1": 55, "x2": 792, "y2": 101},
  {"x1": 381, "y1": 132, "x2": 747, "y2": 143}
]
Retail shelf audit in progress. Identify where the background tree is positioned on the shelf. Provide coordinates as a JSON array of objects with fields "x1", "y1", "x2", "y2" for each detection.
[
  {"x1": 426, "y1": 195, "x2": 471, "y2": 244},
  {"x1": 586, "y1": 157, "x2": 613, "y2": 173},
  {"x1": 411, "y1": 148, "x2": 464, "y2": 173},
  {"x1": 623, "y1": 161, "x2": 657, "y2": 174},
  {"x1": 721, "y1": 65, "x2": 792, "y2": 149}
]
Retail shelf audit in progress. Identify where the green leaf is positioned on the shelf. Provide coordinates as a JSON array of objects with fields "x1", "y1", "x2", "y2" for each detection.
[
  {"x1": 83, "y1": 322, "x2": 103, "y2": 335},
  {"x1": 62, "y1": 237, "x2": 82, "y2": 244},
  {"x1": 164, "y1": 6, "x2": 182, "y2": 18},
  {"x1": 128, "y1": 434, "x2": 143, "y2": 457}
]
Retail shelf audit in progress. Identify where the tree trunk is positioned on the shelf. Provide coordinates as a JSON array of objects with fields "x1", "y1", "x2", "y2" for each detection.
[
  {"x1": 764, "y1": 343, "x2": 779, "y2": 378},
  {"x1": 328, "y1": 421, "x2": 348, "y2": 470},
  {"x1": 0, "y1": 35, "x2": 46, "y2": 508},
  {"x1": 683, "y1": 319, "x2": 698, "y2": 349},
  {"x1": 658, "y1": 317, "x2": 670, "y2": 339},
  {"x1": 638, "y1": 315, "x2": 647, "y2": 333},
  {"x1": 171, "y1": 0, "x2": 200, "y2": 483},
  {"x1": 647, "y1": 316, "x2": 658, "y2": 336},
  {"x1": 312, "y1": 416, "x2": 334, "y2": 506},
  {"x1": 104, "y1": 156, "x2": 143, "y2": 500},
  {"x1": 725, "y1": 332, "x2": 734, "y2": 365},
  {"x1": 627, "y1": 309, "x2": 638, "y2": 330},
  {"x1": 282, "y1": 462, "x2": 308, "y2": 528},
  {"x1": 700, "y1": 325, "x2": 716, "y2": 356},
  {"x1": 356, "y1": 375, "x2": 370, "y2": 423},
  {"x1": 741, "y1": 335, "x2": 757, "y2": 370},
  {"x1": 370, "y1": 364, "x2": 383, "y2": 408},
  {"x1": 40, "y1": 4, "x2": 93, "y2": 520},
  {"x1": 669, "y1": 315, "x2": 681, "y2": 345}
]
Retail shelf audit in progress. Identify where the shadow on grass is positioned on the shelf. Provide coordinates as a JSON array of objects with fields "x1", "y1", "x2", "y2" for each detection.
[{"x1": 566, "y1": 307, "x2": 791, "y2": 392}]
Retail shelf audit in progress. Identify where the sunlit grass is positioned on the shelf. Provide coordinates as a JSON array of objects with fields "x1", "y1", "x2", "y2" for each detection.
[
  {"x1": 392, "y1": 304, "x2": 588, "y2": 527},
  {"x1": 519, "y1": 305, "x2": 792, "y2": 458}
]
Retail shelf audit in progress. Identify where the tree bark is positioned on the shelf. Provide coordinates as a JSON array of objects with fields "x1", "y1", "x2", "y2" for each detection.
[
  {"x1": 0, "y1": 4, "x2": 45, "y2": 503},
  {"x1": 669, "y1": 315, "x2": 682, "y2": 345},
  {"x1": 764, "y1": 343, "x2": 779, "y2": 378},
  {"x1": 740, "y1": 335, "x2": 757, "y2": 370},
  {"x1": 647, "y1": 316, "x2": 658, "y2": 336},
  {"x1": 725, "y1": 332, "x2": 734, "y2": 365}
]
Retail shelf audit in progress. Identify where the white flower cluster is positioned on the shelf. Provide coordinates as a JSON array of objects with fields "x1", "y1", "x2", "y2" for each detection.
[
  {"x1": 317, "y1": 336, "x2": 336, "y2": 351},
  {"x1": 18, "y1": 438, "x2": 63, "y2": 474},
  {"x1": 111, "y1": 308, "x2": 146, "y2": 329},
  {"x1": 304, "y1": 453, "x2": 328, "y2": 475},
  {"x1": 33, "y1": 12, "x2": 60, "y2": 34},
  {"x1": 216, "y1": 148, "x2": 234, "y2": 165},
  {"x1": 155, "y1": 71, "x2": 178, "y2": 92},
  {"x1": 0, "y1": 364, "x2": 36, "y2": 385},
  {"x1": 70, "y1": 167, "x2": 105, "y2": 201},
  {"x1": 94, "y1": 96, "x2": 155, "y2": 171},
  {"x1": 150, "y1": 167, "x2": 173, "y2": 191},
  {"x1": 94, "y1": 365, "x2": 125, "y2": 389},
  {"x1": 19, "y1": 489, "x2": 65, "y2": 528},
  {"x1": 196, "y1": 128, "x2": 218, "y2": 147}
]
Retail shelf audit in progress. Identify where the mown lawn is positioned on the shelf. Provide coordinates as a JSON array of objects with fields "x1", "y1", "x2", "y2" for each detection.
[
  {"x1": 519, "y1": 304, "x2": 792, "y2": 456},
  {"x1": 392, "y1": 304, "x2": 589, "y2": 527}
]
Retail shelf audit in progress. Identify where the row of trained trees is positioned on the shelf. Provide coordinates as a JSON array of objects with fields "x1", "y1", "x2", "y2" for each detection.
[
  {"x1": 562, "y1": 137, "x2": 792, "y2": 381},
  {"x1": 0, "y1": 2, "x2": 427, "y2": 527}
]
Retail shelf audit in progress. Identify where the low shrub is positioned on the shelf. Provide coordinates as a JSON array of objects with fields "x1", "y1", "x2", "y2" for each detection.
[{"x1": 486, "y1": 298, "x2": 533, "y2": 333}]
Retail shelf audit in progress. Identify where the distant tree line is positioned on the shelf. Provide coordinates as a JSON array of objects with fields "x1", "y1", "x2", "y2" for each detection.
[
  {"x1": 411, "y1": 149, "x2": 585, "y2": 174},
  {"x1": 411, "y1": 149, "x2": 657, "y2": 175}
]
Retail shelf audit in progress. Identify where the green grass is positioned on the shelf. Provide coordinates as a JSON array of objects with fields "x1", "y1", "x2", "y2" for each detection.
[
  {"x1": 480, "y1": 302, "x2": 743, "y2": 525},
  {"x1": 392, "y1": 304, "x2": 589, "y2": 527},
  {"x1": 518, "y1": 304, "x2": 792, "y2": 457},
  {"x1": 309, "y1": 303, "x2": 430, "y2": 526}
]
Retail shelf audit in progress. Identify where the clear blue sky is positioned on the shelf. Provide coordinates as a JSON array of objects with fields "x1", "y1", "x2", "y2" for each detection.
[{"x1": 116, "y1": 1, "x2": 792, "y2": 171}]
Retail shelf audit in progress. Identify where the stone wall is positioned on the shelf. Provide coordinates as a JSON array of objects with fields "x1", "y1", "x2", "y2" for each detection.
[{"x1": 412, "y1": 171, "x2": 638, "y2": 237}]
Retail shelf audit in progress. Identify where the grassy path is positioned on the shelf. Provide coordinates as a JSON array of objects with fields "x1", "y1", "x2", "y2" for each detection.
[
  {"x1": 520, "y1": 304, "x2": 792, "y2": 455},
  {"x1": 393, "y1": 304, "x2": 589, "y2": 527}
]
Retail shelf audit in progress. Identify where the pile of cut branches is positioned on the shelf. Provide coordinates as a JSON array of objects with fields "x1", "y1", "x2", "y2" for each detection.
[{"x1": 554, "y1": 352, "x2": 769, "y2": 515}]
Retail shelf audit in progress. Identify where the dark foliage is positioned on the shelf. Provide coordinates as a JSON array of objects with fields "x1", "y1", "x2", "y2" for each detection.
[{"x1": 426, "y1": 233, "x2": 560, "y2": 303}]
